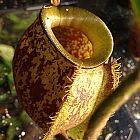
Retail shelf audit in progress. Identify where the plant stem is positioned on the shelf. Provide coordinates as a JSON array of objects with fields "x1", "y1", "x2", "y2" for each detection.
[
  {"x1": 84, "y1": 64, "x2": 140, "y2": 140},
  {"x1": 51, "y1": 0, "x2": 60, "y2": 6}
]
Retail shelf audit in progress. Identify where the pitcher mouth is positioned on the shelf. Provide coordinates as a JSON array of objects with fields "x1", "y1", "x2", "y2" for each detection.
[{"x1": 41, "y1": 6, "x2": 113, "y2": 68}]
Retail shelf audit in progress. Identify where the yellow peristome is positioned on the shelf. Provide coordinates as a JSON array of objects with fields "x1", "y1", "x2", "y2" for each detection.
[{"x1": 41, "y1": 6, "x2": 113, "y2": 68}]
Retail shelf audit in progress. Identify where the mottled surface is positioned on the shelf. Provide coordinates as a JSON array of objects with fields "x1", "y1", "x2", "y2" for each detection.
[
  {"x1": 53, "y1": 26, "x2": 93, "y2": 60},
  {"x1": 45, "y1": 66, "x2": 104, "y2": 137},
  {"x1": 13, "y1": 11, "x2": 120, "y2": 137},
  {"x1": 13, "y1": 17, "x2": 74, "y2": 131},
  {"x1": 13, "y1": 15, "x2": 105, "y2": 134}
]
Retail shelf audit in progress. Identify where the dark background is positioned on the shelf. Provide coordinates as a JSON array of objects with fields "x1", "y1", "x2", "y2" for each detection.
[{"x1": 0, "y1": 0, "x2": 140, "y2": 139}]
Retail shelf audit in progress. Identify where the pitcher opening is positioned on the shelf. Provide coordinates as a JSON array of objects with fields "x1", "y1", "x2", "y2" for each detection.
[
  {"x1": 41, "y1": 6, "x2": 113, "y2": 68},
  {"x1": 52, "y1": 26, "x2": 93, "y2": 60}
]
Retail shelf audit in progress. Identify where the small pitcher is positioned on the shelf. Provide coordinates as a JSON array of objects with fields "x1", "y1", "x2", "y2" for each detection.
[{"x1": 13, "y1": 6, "x2": 119, "y2": 138}]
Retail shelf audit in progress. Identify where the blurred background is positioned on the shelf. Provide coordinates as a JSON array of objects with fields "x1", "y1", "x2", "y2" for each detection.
[{"x1": 0, "y1": 0, "x2": 140, "y2": 139}]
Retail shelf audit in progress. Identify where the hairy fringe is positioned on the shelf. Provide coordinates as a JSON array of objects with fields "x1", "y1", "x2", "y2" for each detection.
[
  {"x1": 43, "y1": 68, "x2": 82, "y2": 139},
  {"x1": 111, "y1": 57, "x2": 122, "y2": 89}
]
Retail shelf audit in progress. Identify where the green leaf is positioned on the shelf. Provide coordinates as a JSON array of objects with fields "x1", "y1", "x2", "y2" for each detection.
[
  {"x1": 67, "y1": 118, "x2": 89, "y2": 140},
  {"x1": 7, "y1": 119, "x2": 22, "y2": 140},
  {"x1": 0, "y1": 94, "x2": 8, "y2": 103},
  {"x1": 7, "y1": 72, "x2": 17, "y2": 96},
  {"x1": 19, "y1": 111, "x2": 32, "y2": 124},
  {"x1": 131, "y1": 0, "x2": 140, "y2": 17},
  {"x1": 0, "y1": 44, "x2": 14, "y2": 68}
]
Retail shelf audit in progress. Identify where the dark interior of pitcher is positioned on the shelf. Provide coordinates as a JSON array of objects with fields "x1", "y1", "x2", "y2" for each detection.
[{"x1": 52, "y1": 26, "x2": 93, "y2": 60}]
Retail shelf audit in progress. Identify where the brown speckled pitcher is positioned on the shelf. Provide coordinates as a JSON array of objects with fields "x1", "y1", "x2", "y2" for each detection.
[{"x1": 13, "y1": 6, "x2": 120, "y2": 139}]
